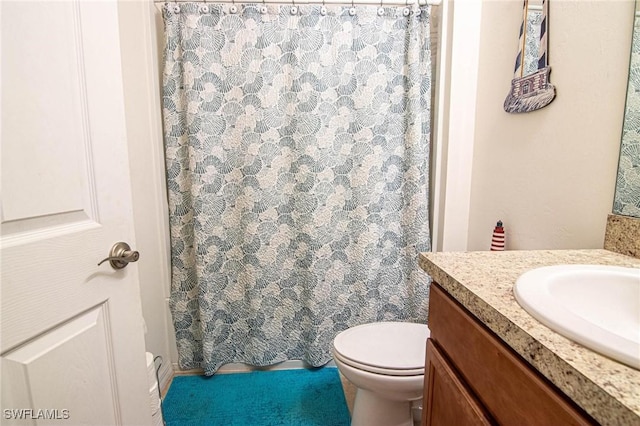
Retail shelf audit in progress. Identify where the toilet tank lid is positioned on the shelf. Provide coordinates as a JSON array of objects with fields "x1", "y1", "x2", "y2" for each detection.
[{"x1": 333, "y1": 322, "x2": 430, "y2": 370}]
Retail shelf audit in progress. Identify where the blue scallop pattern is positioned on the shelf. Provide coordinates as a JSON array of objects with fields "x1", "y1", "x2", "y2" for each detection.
[
  {"x1": 615, "y1": 17, "x2": 640, "y2": 218},
  {"x1": 162, "y1": 2, "x2": 432, "y2": 374}
]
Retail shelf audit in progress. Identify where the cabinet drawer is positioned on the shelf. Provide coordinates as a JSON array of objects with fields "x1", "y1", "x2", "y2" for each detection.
[{"x1": 428, "y1": 283, "x2": 596, "y2": 426}]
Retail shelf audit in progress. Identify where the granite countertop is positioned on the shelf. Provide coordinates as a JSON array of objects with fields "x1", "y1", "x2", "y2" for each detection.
[{"x1": 418, "y1": 249, "x2": 640, "y2": 426}]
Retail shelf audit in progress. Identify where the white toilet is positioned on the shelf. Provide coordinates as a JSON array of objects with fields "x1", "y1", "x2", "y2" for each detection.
[{"x1": 333, "y1": 321, "x2": 430, "y2": 426}]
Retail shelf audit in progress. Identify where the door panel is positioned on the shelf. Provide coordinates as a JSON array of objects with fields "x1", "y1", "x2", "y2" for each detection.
[
  {"x1": 2, "y1": 305, "x2": 119, "y2": 425},
  {"x1": 2, "y1": 1, "x2": 92, "y2": 225},
  {"x1": 1, "y1": 1, "x2": 151, "y2": 424}
]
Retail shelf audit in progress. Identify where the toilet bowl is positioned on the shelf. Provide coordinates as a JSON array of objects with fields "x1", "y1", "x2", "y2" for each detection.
[{"x1": 333, "y1": 321, "x2": 430, "y2": 426}]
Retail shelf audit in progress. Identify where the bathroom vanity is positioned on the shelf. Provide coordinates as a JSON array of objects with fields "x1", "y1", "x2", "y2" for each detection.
[{"x1": 418, "y1": 249, "x2": 640, "y2": 426}]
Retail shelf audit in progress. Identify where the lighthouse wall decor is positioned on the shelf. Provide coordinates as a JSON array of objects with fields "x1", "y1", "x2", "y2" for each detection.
[{"x1": 504, "y1": 0, "x2": 556, "y2": 113}]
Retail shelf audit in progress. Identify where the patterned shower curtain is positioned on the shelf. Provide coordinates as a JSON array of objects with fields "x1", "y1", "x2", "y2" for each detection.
[{"x1": 162, "y1": 2, "x2": 432, "y2": 375}]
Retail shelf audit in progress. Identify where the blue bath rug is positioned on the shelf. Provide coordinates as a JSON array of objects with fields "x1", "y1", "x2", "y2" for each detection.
[{"x1": 162, "y1": 367, "x2": 351, "y2": 426}]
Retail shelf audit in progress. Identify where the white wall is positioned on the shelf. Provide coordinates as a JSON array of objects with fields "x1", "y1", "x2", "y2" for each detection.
[
  {"x1": 118, "y1": 0, "x2": 176, "y2": 389},
  {"x1": 431, "y1": 0, "x2": 483, "y2": 251},
  {"x1": 465, "y1": 0, "x2": 634, "y2": 251}
]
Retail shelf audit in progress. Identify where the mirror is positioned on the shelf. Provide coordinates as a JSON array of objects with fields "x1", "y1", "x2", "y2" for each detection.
[{"x1": 613, "y1": 3, "x2": 640, "y2": 218}]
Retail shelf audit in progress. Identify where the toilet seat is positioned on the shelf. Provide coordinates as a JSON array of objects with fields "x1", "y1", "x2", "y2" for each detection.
[
  {"x1": 333, "y1": 322, "x2": 430, "y2": 377},
  {"x1": 333, "y1": 349, "x2": 425, "y2": 376}
]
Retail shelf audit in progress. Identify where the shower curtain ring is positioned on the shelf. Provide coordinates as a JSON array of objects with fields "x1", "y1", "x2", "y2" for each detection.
[
  {"x1": 403, "y1": 0, "x2": 411, "y2": 16},
  {"x1": 377, "y1": 0, "x2": 384, "y2": 16},
  {"x1": 261, "y1": 0, "x2": 268, "y2": 14},
  {"x1": 349, "y1": 0, "x2": 356, "y2": 16},
  {"x1": 290, "y1": 0, "x2": 298, "y2": 15},
  {"x1": 320, "y1": 0, "x2": 327, "y2": 16},
  {"x1": 201, "y1": 0, "x2": 209, "y2": 14},
  {"x1": 230, "y1": 0, "x2": 238, "y2": 14},
  {"x1": 172, "y1": 0, "x2": 180, "y2": 14}
]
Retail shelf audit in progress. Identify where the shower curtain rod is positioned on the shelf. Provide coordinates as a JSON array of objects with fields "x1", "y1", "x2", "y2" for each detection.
[{"x1": 155, "y1": 0, "x2": 441, "y2": 6}]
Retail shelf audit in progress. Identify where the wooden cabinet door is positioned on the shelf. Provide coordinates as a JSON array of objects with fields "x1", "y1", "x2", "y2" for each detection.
[
  {"x1": 427, "y1": 284, "x2": 597, "y2": 426},
  {"x1": 423, "y1": 339, "x2": 494, "y2": 426}
]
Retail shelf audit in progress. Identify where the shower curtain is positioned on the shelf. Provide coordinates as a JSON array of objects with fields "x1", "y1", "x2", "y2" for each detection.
[{"x1": 162, "y1": 2, "x2": 432, "y2": 375}]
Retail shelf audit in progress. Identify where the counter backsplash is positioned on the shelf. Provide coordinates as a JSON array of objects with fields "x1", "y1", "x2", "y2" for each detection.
[{"x1": 604, "y1": 214, "x2": 640, "y2": 258}]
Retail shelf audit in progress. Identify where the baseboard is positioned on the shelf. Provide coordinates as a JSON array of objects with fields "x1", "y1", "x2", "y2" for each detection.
[
  {"x1": 172, "y1": 365, "x2": 204, "y2": 376},
  {"x1": 171, "y1": 359, "x2": 337, "y2": 376}
]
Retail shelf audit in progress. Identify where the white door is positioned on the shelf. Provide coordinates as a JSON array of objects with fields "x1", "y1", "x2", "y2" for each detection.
[{"x1": 1, "y1": 1, "x2": 152, "y2": 425}]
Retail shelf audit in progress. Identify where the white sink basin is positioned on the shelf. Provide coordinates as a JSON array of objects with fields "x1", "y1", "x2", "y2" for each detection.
[{"x1": 514, "y1": 264, "x2": 640, "y2": 370}]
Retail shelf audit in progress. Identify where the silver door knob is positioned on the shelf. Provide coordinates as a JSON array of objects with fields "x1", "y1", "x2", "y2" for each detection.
[{"x1": 98, "y1": 242, "x2": 140, "y2": 269}]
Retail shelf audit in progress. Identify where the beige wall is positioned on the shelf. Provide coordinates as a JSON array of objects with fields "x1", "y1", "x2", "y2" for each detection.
[{"x1": 466, "y1": 0, "x2": 635, "y2": 251}]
